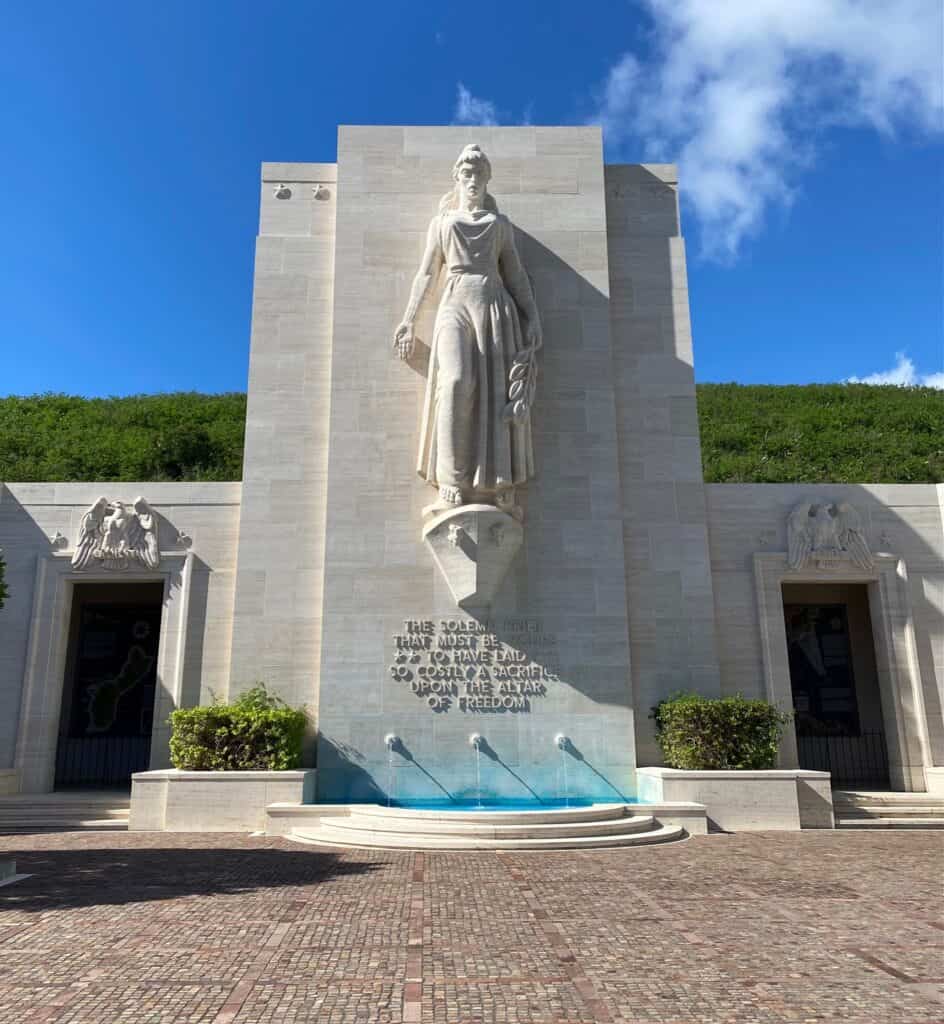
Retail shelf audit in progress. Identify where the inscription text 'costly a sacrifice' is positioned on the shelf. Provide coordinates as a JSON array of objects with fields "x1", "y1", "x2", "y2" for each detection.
[{"x1": 389, "y1": 619, "x2": 559, "y2": 712}]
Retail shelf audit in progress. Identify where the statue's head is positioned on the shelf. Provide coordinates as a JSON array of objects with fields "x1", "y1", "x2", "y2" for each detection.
[{"x1": 441, "y1": 144, "x2": 497, "y2": 213}]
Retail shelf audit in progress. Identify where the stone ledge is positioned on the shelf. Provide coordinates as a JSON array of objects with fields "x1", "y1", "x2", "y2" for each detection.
[
  {"x1": 637, "y1": 767, "x2": 835, "y2": 831},
  {"x1": 641, "y1": 768, "x2": 831, "y2": 781},
  {"x1": 135, "y1": 769, "x2": 313, "y2": 781},
  {"x1": 130, "y1": 769, "x2": 316, "y2": 832},
  {"x1": 924, "y1": 767, "x2": 944, "y2": 796},
  {"x1": 261, "y1": 162, "x2": 337, "y2": 183}
]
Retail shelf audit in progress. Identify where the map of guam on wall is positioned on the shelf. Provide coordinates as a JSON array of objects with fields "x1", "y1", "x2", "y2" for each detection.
[{"x1": 84, "y1": 644, "x2": 155, "y2": 733}]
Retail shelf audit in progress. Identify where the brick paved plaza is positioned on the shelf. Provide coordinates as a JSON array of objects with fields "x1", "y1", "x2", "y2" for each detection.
[{"x1": 0, "y1": 830, "x2": 941, "y2": 1023}]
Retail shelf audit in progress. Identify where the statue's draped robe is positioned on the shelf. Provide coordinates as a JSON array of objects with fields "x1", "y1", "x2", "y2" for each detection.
[{"x1": 417, "y1": 210, "x2": 535, "y2": 496}]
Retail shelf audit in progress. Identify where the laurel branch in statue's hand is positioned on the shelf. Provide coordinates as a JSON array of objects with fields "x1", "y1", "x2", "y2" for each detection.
[
  {"x1": 524, "y1": 318, "x2": 542, "y2": 351},
  {"x1": 504, "y1": 347, "x2": 538, "y2": 424},
  {"x1": 394, "y1": 322, "x2": 415, "y2": 361}
]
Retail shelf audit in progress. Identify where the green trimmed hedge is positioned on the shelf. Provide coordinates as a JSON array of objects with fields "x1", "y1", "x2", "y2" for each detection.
[
  {"x1": 169, "y1": 686, "x2": 307, "y2": 771},
  {"x1": 653, "y1": 693, "x2": 791, "y2": 770}
]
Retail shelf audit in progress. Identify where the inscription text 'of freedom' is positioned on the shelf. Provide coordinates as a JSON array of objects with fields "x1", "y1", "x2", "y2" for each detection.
[{"x1": 389, "y1": 618, "x2": 559, "y2": 712}]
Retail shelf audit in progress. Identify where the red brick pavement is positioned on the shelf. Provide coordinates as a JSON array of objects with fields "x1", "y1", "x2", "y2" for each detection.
[{"x1": 0, "y1": 830, "x2": 941, "y2": 1023}]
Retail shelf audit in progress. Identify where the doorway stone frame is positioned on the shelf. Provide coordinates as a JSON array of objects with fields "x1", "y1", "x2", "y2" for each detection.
[
  {"x1": 14, "y1": 551, "x2": 195, "y2": 793},
  {"x1": 753, "y1": 552, "x2": 932, "y2": 792}
]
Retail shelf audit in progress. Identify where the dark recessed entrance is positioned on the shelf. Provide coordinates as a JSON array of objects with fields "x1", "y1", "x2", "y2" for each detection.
[
  {"x1": 783, "y1": 583, "x2": 889, "y2": 789},
  {"x1": 55, "y1": 582, "x2": 164, "y2": 789}
]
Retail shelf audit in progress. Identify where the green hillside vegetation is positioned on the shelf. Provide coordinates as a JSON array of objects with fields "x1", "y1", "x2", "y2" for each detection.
[
  {"x1": 0, "y1": 385, "x2": 940, "y2": 484},
  {"x1": 0, "y1": 393, "x2": 246, "y2": 481},
  {"x1": 697, "y1": 384, "x2": 943, "y2": 483}
]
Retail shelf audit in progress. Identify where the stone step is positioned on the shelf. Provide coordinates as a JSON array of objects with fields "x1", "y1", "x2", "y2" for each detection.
[
  {"x1": 333, "y1": 812, "x2": 656, "y2": 839},
  {"x1": 346, "y1": 802, "x2": 631, "y2": 827},
  {"x1": 0, "y1": 820, "x2": 129, "y2": 834},
  {"x1": 290, "y1": 822, "x2": 685, "y2": 851},
  {"x1": 0, "y1": 806, "x2": 129, "y2": 819},
  {"x1": 0, "y1": 795, "x2": 130, "y2": 832},
  {"x1": 836, "y1": 817, "x2": 944, "y2": 830},
  {"x1": 832, "y1": 790, "x2": 944, "y2": 807},
  {"x1": 834, "y1": 805, "x2": 944, "y2": 818}
]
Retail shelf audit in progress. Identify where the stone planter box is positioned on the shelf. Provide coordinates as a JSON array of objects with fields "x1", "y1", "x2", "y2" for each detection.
[
  {"x1": 129, "y1": 769, "x2": 317, "y2": 832},
  {"x1": 636, "y1": 767, "x2": 834, "y2": 831}
]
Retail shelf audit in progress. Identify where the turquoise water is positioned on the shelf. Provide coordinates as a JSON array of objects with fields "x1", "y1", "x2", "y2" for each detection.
[{"x1": 390, "y1": 797, "x2": 634, "y2": 811}]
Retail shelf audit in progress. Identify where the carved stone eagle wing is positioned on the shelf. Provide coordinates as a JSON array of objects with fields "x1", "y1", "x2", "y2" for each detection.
[
  {"x1": 129, "y1": 497, "x2": 160, "y2": 569},
  {"x1": 836, "y1": 501, "x2": 872, "y2": 570},
  {"x1": 71, "y1": 496, "x2": 109, "y2": 569},
  {"x1": 787, "y1": 502, "x2": 813, "y2": 570}
]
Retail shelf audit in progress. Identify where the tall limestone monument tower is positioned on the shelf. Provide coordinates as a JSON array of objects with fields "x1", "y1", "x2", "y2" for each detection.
[
  {"x1": 228, "y1": 126, "x2": 722, "y2": 803},
  {"x1": 4, "y1": 126, "x2": 940, "y2": 806}
]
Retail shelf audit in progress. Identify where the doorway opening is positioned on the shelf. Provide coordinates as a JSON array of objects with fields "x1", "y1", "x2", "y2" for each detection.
[
  {"x1": 783, "y1": 583, "x2": 889, "y2": 789},
  {"x1": 55, "y1": 582, "x2": 164, "y2": 789}
]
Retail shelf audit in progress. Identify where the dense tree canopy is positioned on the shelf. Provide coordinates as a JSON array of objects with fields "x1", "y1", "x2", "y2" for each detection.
[
  {"x1": 0, "y1": 385, "x2": 940, "y2": 484},
  {"x1": 0, "y1": 393, "x2": 246, "y2": 482}
]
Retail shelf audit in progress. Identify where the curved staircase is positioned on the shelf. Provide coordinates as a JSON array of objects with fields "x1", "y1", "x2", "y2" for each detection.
[{"x1": 284, "y1": 803, "x2": 686, "y2": 850}]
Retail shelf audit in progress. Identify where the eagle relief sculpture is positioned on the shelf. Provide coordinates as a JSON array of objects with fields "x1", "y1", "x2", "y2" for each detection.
[
  {"x1": 787, "y1": 500, "x2": 873, "y2": 571},
  {"x1": 71, "y1": 497, "x2": 160, "y2": 571},
  {"x1": 392, "y1": 144, "x2": 540, "y2": 607}
]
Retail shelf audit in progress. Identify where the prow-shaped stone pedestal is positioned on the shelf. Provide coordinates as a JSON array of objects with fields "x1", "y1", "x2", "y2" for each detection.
[{"x1": 422, "y1": 504, "x2": 523, "y2": 610}]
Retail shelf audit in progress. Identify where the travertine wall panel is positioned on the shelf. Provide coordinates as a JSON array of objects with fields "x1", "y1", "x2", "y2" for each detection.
[
  {"x1": 0, "y1": 483, "x2": 240, "y2": 784},
  {"x1": 228, "y1": 162, "x2": 337, "y2": 717},
  {"x1": 605, "y1": 163, "x2": 722, "y2": 766},
  {"x1": 706, "y1": 483, "x2": 944, "y2": 772},
  {"x1": 316, "y1": 126, "x2": 636, "y2": 803}
]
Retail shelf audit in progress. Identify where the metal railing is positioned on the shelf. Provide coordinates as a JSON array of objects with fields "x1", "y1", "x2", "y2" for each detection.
[
  {"x1": 796, "y1": 731, "x2": 889, "y2": 789},
  {"x1": 54, "y1": 736, "x2": 151, "y2": 788}
]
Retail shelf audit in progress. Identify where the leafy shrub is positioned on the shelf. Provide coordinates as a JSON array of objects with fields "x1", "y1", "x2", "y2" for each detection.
[
  {"x1": 169, "y1": 685, "x2": 307, "y2": 771},
  {"x1": 652, "y1": 693, "x2": 791, "y2": 770}
]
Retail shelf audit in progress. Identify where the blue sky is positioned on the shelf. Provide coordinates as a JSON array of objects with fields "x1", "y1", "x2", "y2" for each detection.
[{"x1": 2, "y1": 0, "x2": 942, "y2": 396}]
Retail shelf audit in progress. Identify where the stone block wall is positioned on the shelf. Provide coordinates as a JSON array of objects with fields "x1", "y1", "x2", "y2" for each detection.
[
  {"x1": 314, "y1": 126, "x2": 637, "y2": 802},
  {"x1": 604, "y1": 164, "x2": 722, "y2": 765},
  {"x1": 705, "y1": 483, "x2": 944, "y2": 785},
  {"x1": 228, "y1": 163, "x2": 337, "y2": 716},
  {"x1": 0, "y1": 482, "x2": 239, "y2": 790}
]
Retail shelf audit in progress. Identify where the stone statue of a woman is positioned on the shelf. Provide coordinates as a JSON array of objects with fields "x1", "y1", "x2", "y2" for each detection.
[{"x1": 394, "y1": 144, "x2": 541, "y2": 519}]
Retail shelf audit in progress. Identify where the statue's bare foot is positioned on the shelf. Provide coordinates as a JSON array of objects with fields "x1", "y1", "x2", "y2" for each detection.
[{"x1": 422, "y1": 485, "x2": 464, "y2": 519}]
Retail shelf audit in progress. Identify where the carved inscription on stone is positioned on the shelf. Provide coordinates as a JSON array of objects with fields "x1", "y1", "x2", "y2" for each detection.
[{"x1": 389, "y1": 618, "x2": 559, "y2": 713}]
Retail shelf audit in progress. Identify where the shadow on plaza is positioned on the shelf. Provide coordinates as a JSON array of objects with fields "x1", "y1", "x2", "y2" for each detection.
[{"x1": 0, "y1": 842, "x2": 384, "y2": 913}]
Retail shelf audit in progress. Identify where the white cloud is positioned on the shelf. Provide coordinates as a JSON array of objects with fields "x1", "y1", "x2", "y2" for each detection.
[
  {"x1": 845, "y1": 352, "x2": 944, "y2": 388},
  {"x1": 454, "y1": 83, "x2": 498, "y2": 126},
  {"x1": 595, "y1": 0, "x2": 944, "y2": 259}
]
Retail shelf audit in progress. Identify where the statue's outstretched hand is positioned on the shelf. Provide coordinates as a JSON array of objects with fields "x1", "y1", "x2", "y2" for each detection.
[{"x1": 394, "y1": 322, "x2": 415, "y2": 361}]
